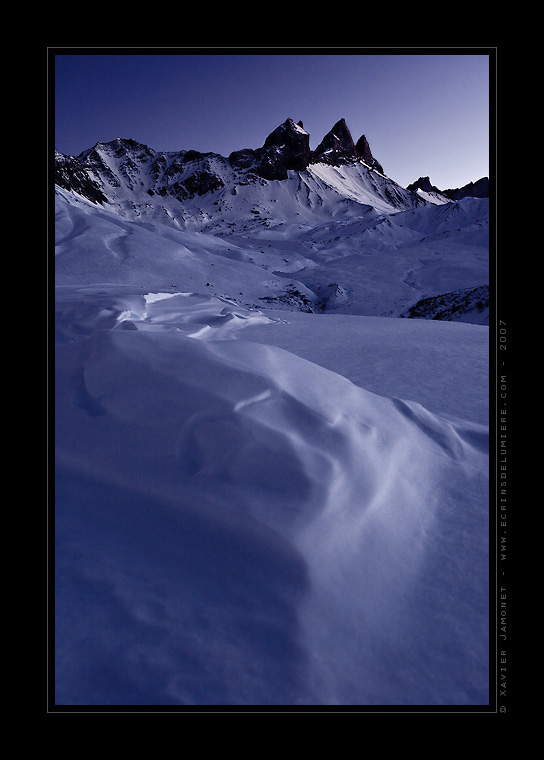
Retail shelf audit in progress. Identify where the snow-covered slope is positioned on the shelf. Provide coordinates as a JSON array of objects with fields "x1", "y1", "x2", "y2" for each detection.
[
  {"x1": 413, "y1": 187, "x2": 451, "y2": 205},
  {"x1": 56, "y1": 137, "x2": 425, "y2": 232},
  {"x1": 53, "y1": 119, "x2": 490, "y2": 707},
  {"x1": 56, "y1": 184, "x2": 488, "y2": 321},
  {"x1": 55, "y1": 285, "x2": 489, "y2": 706}
]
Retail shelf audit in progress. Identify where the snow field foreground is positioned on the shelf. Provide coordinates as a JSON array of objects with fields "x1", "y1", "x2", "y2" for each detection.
[{"x1": 55, "y1": 288, "x2": 489, "y2": 705}]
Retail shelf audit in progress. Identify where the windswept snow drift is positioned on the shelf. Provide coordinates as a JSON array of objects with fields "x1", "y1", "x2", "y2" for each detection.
[{"x1": 55, "y1": 284, "x2": 489, "y2": 706}]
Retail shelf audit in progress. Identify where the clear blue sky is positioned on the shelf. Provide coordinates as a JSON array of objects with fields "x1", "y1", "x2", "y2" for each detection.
[{"x1": 54, "y1": 50, "x2": 491, "y2": 190}]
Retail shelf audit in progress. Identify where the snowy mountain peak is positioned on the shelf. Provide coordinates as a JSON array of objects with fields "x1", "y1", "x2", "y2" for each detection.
[
  {"x1": 80, "y1": 137, "x2": 154, "y2": 157},
  {"x1": 265, "y1": 117, "x2": 309, "y2": 137}
]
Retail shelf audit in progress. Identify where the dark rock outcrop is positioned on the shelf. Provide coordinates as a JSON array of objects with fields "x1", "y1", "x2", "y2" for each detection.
[
  {"x1": 262, "y1": 118, "x2": 311, "y2": 171},
  {"x1": 228, "y1": 148, "x2": 260, "y2": 172},
  {"x1": 310, "y1": 118, "x2": 358, "y2": 165},
  {"x1": 355, "y1": 134, "x2": 384, "y2": 174},
  {"x1": 230, "y1": 118, "x2": 311, "y2": 180},
  {"x1": 407, "y1": 176, "x2": 443, "y2": 194},
  {"x1": 175, "y1": 170, "x2": 224, "y2": 198},
  {"x1": 403, "y1": 285, "x2": 489, "y2": 323}
]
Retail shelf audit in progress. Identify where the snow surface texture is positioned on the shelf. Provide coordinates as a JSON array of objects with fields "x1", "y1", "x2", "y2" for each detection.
[{"x1": 54, "y1": 167, "x2": 489, "y2": 706}]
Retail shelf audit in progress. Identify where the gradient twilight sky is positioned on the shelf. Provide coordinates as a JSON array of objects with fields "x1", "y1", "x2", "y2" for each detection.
[{"x1": 54, "y1": 51, "x2": 491, "y2": 191}]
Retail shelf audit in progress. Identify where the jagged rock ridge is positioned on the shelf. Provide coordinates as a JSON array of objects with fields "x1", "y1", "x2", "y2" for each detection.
[
  {"x1": 56, "y1": 118, "x2": 389, "y2": 203},
  {"x1": 408, "y1": 175, "x2": 489, "y2": 201},
  {"x1": 239, "y1": 116, "x2": 386, "y2": 177},
  {"x1": 54, "y1": 117, "x2": 490, "y2": 246}
]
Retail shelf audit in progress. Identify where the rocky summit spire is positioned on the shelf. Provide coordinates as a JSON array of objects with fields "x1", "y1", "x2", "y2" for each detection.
[
  {"x1": 229, "y1": 118, "x2": 310, "y2": 180},
  {"x1": 355, "y1": 135, "x2": 384, "y2": 175},
  {"x1": 311, "y1": 118, "x2": 358, "y2": 165},
  {"x1": 228, "y1": 117, "x2": 386, "y2": 180},
  {"x1": 261, "y1": 118, "x2": 311, "y2": 176}
]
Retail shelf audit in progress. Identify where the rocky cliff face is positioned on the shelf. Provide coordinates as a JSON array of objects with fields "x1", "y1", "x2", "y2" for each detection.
[
  {"x1": 354, "y1": 134, "x2": 384, "y2": 175},
  {"x1": 309, "y1": 120, "x2": 385, "y2": 174},
  {"x1": 310, "y1": 118, "x2": 358, "y2": 165},
  {"x1": 229, "y1": 118, "x2": 311, "y2": 180}
]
